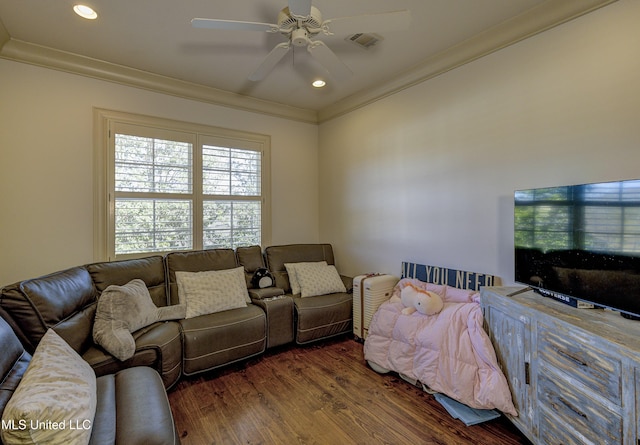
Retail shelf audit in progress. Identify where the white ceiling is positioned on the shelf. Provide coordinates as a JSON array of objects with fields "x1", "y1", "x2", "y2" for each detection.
[{"x1": 0, "y1": 0, "x2": 615, "y2": 122}]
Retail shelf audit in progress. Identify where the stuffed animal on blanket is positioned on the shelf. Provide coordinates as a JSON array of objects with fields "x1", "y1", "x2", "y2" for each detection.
[{"x1": 400, "y1": 283, "x2": 444, "y2": 316}]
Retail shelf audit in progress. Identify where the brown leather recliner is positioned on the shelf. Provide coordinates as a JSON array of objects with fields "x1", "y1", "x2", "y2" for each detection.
[
  {"x1": 85, "y1": 256, "x2": 183, "y2": 387},
  {"x1": 165, "y1": 248, "x2": 267, "y2": 376},
  {"x1": 0, "y1": 256, "x2": 182, "y2": 389},
  {"x1": 0, "y1": 314, "x2": 179, "y2": 445},
  {"x1": 264, "y1": 244, "x2": 353, "y2": 344}
]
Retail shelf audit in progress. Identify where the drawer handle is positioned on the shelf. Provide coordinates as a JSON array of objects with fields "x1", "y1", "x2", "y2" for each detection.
[
  {"x1": 558, "y1": 397, "x2": 587, "y2": 420},
  {"x1": 556, "y1": 348, "x2": 587, "y2": 367}
]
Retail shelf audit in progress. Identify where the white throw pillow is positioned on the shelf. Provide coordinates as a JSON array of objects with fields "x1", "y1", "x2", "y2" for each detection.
[
  {"x1": 295, "y1": 263, "x2": 347, "y2": 298},
  {"x1": 176, "y1": 266, "x2": 248, "y2": 319},
  {"x1": 284, "y1": 261, "x2": 327, "y2": 295},
  {"x1": 1, "y1": 329, "x2": 96, "y2": 445}
]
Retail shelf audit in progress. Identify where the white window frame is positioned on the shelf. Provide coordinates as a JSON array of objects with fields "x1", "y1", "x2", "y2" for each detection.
[{"x1": 94, "y1": 108, "x2": 271, "y2": 261}]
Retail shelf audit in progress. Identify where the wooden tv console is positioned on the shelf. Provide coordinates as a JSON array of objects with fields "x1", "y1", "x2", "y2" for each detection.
[{"x1": 480, "y1": 286, "x2": 640, "y2": 445}]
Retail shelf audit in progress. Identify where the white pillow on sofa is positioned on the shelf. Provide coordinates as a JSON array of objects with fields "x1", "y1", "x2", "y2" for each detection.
[
  {"x1": 176, "y1": 266, "x2": 248, "y2": 319},
  {"x1": 284, "y1": 261, "x2": 327, "y2": 295},
  {"x1": 295, "y1": 263, "x2": 347, "y2": 298},
  {"x1": 1, "y1": 329, "x2": 96, "y2": 445}
]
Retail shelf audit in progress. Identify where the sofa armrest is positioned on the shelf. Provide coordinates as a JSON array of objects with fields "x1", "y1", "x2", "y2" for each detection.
[
  {"x1": 340, "y1": 275, "x2": 354, "y2": 293},
  {"x1": 250, "y1": 296, "x2": 294, "y2": 348},
  {"x1": 93, "y1": 367, "x2": 178, "y2": 445},
  {"x1": 85, "y1": 321, "x2": 182, "y2": 389},
  {"x1": 248, "y1": 287, "x2": 285, "y2": 300}
]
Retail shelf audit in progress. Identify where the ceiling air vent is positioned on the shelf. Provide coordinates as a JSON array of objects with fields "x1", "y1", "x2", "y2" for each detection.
[{"x1": 346, "y1": 33, "x2": 383, "y2": 49}]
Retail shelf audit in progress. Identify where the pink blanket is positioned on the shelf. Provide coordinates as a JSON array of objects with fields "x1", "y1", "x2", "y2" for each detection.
[{"x1": 364, "y1": 279, "x2": 517, "y2": 416}]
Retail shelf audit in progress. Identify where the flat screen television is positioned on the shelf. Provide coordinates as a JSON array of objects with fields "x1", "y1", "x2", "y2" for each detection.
[{"x1": 514, "y1": 178, "x2": 640, "y2": 319}]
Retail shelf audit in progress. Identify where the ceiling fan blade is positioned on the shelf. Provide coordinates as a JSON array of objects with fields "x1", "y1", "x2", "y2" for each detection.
[
  {"x1": 323, "y1": 10, "x2": 411, "y2": 35},
  {"x1": 191, "y1": 18, "x2": 279, "y2": 33},
  {"x1": 307, "y1": 40, "x2": 352, "y2": 81},
  {"x1": 248, "y1": 42, "x2": 291, "y2": 81},
  {"x1": 288, "y1": 0, "x2": 312, "y2": 18}
]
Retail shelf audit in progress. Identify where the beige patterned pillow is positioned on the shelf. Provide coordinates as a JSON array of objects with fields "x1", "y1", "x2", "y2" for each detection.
[
  {"x1": 295, "y1": 263, "x2": 347, "y2": 298},
  {"x1": 284, "y1": 261, "x2": 327, "y2": 295},
  {"x1": 1, "y1": 329, "x2": 96, "y2": 445},
  {"x1": 176, "y1": 266, "x2": 248, "y2": 318}
]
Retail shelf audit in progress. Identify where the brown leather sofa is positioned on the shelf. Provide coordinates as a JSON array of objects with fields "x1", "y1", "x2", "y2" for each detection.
[
  {"x1": 0, "y1": 244, "x2": 352, "y2": 379},
  {"x1": 0, "y1": 314, "x2": 179, "y2": 445},
  {"x1": 0, "y1": 256, "x2": 183, "y2": 389},
  {"x1": 0, "y1": 243, "x2": 352, "y2": 444}
]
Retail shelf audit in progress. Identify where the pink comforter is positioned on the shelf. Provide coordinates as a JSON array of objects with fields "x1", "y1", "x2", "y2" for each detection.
[{"x1": 363, "y1": 280, "x2": 517, "y2": 416}]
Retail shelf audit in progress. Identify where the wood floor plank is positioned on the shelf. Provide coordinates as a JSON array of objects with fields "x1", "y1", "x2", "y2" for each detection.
[{"x1": 168, "y1": 337, "x2": 530, "y2": 445}]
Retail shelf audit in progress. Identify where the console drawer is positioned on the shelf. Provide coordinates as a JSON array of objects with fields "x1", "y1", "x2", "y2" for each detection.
[
  {"x1": 537, "y1": 322, "x2": 621, "y2": 403},
  {"x1": 538, "y1": 373, "x2": 622, "y2": 444}
]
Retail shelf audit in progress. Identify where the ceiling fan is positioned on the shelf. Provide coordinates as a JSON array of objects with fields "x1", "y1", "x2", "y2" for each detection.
[{"x1": 191, "y1": 0, "x2": 411, "y2": 82}]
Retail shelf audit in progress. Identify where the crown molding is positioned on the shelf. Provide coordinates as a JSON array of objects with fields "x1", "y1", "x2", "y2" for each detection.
[
  {"x1": 317, "y1": 0, "x2": 618, "y2": 123},
  {"x1": 0, "y1": 0, "x2": 616, "y2": 125},
  {"x1": 0, "y1": 39, "x2": 318, "y2": 124}
]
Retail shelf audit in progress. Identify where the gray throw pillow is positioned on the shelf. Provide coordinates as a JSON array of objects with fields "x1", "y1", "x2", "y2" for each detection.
[{"x1": 93, "y1": 279, "x2": 185, "y2": 361}]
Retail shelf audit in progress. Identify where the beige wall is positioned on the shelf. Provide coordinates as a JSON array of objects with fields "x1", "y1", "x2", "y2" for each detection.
[
  {"x1": 318, "y1": 0, "x2": 640, "y2": 282},
  {"x1": 0, "y1": 60, "x2": 319, "y2": 285},
  {"x1": 2, "y1": 0, "x2": 638, "y2": 287}
]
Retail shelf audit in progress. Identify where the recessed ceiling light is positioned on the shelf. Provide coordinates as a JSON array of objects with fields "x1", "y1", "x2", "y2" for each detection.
[
  {"x1": 73, "y1": 4, "x2": 98, "y2": 20},
  {"x1": 312, "y1": 79, "x2": 326, "y2": 88}
]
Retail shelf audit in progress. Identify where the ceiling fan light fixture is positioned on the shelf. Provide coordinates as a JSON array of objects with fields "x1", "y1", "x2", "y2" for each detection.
[
  {"x1": 291, "y1": 28, "x2": 309, "y2": 46},
  {"x1": 312, "y1": 79, "x2": 326, "y2": 88},
  {"x1": 73, "y1": 4, "x2": 98, "y2": 20}
]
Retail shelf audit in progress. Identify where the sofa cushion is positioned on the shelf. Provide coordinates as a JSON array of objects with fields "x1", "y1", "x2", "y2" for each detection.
[
  {"x1": 294, "y1": 293, "x2": 353, "y2": 344},
  {"x1": 1, "y1": 329, "x2": 96, "y2": 445},
  {"x1": 284, "y1": 261, "x2": 327, "y2": 295},
  {"x1": 93, "y1": 279, "x2": 185, "y2": 361},
  {"x1": 265, "y1": 244, "x2": 336, "y2": 292},
  {"x1": 179, "y1": 305, "x2": 266, "y2": 375},
  {"x1": 294, "y1": 263, "x2": 346, "y2": 298},
  {"x1": 165, "y1": 248, "x2": 238, "y2": 305},
  {"x1": 176, "y1": 267, "x2": 248, "y2": 319},
  {"x1": 92, "y1": 367, "x2": 178, "y2": 445},
  {"x1": 87, "y1": 256, "x2": 168, "y2": 307},
  {"x1": 0, "y1": 267, "x2": 96, "y2": 353},
  {"x1": 236, "y1": 245, "x2": 266, "y2": 288}
]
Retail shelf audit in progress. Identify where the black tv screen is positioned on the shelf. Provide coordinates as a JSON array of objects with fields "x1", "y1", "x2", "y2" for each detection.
[{"x1": 514, "y1": 178, "x2": 640, "y2": 319}]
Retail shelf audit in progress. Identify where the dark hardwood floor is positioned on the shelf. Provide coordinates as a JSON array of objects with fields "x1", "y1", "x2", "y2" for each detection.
[{"x1": 168, "y1": 336, "x2": 530, "y2": 445}]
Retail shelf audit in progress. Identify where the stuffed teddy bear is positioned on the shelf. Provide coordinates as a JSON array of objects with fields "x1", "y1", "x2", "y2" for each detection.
[{"x1": 400, "y1": 283, "x2": 444, "y2": 316}]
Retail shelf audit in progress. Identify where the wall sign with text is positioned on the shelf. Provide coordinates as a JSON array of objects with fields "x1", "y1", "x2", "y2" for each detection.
[{"x1": 401, "y1": 262, "x2": 500, "y2": 291}]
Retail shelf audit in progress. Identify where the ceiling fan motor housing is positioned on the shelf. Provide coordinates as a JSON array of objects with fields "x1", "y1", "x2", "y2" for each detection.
[{"x1": 278, "y1": 6, "x2": 322, "y2": 35}]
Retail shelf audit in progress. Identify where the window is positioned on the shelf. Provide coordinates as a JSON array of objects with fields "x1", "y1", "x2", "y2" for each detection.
[{"x1": 95, "y1": 109, "x2": 271, "y2": 260}]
